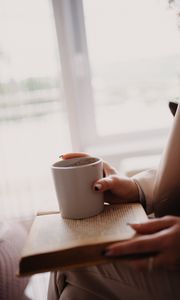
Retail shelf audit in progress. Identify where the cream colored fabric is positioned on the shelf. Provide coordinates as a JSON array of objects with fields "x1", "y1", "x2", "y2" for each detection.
[
  {"x1": 133, "y1": 104, "x2": 180, "y2": 217},
  {"x1": 0, "y1": 220, "x2": 31, "y2": 300},
  {"x1": 48, "y1": 263, "x2": 179, "y2": 300},
  {"x1": 153, "y1": 104, "x2": 180, "y2": 216}
]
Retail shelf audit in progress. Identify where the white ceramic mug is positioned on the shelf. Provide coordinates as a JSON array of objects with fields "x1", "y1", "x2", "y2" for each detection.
[{"x1": 51, "y1": 156, "x2": 104, "y2": 219}]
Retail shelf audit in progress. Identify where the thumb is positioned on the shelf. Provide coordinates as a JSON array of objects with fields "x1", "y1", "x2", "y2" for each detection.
[{"x1": 93, "y1": 177, "x2": 115, "y2": 192}]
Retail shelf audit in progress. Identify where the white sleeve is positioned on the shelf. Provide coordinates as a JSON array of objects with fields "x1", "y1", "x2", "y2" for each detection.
[{"x1": 132, "y1": 169, "x2": 156, "y2": 215}]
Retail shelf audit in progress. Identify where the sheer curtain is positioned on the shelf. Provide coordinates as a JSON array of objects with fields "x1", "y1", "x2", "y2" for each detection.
[{"x1": 0, "y1": 0, "x2": 72, "y2": 219}]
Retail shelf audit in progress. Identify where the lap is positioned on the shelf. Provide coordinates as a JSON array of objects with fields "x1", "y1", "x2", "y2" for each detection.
[{"x1": 48, "y1": 262, "x2": 180, "y2": 300}]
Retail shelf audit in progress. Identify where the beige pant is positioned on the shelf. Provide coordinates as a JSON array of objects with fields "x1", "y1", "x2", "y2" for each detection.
[{"x1": 48, "y1": 263, "x2": 179, "y2": 300}]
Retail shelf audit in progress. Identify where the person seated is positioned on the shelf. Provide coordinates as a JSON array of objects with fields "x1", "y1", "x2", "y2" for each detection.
[{"x1": 48, "y1": 102, "x2": 180, "y2": 300}]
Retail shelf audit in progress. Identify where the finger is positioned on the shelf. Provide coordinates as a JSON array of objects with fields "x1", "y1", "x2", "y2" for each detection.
[
  {"x1": 93, "y1": 176, "x2": 115, "y2": 192},
  {"x1": 105, "y1": 234, "x2": 162, "y2": 256},
  {"x1": 60, "y1": 152, "x2": 90, "y2": 160},
  {"x1": 103, "y1": 161, "x2": 118, "y2": 176},
  {"x1": 128, "y1": 216, "x2": 177, "y2": 234}
]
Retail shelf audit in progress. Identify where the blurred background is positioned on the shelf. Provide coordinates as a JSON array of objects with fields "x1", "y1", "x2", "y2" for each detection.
[{"x1": 0, "y1": 0, "x2": 180, "y2": 218}]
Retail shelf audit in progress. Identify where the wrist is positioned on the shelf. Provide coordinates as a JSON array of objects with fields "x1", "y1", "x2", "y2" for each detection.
[
  {"x1": 132, "y1": 178, "x2": 146, "y2": 209},
  {"x1": 128, "y1": 178, "x2": 141, "y2": 203}
]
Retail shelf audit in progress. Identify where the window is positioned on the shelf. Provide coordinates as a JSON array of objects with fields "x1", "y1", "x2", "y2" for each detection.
[
  {"x1": 83, "y1": 0, "x2": 180, "y2": 136},
  {"x1": 52, "y1": 0, "x2": 179, "y2": 164}
]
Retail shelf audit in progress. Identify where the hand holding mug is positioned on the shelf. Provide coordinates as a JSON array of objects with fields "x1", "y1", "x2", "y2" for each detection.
[{"x1": 61, "y1": 152, "x2": 139, "y2": 205}]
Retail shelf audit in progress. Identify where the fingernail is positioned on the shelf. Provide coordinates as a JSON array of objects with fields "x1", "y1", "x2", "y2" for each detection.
[
  {"x1": 101, "y1": 249, "x2": 113, "y2": 257},
  {"x1": 126, "y1": 222, "x2": 133, "y2": 226},
  {"x1": 94, "y1": 183, "x2": 102, "y2": 191}
]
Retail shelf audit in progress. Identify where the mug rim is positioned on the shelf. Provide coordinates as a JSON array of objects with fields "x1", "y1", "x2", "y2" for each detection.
[{"x1": 52, "y1": 156, "x2": 102, "y2": 170}]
